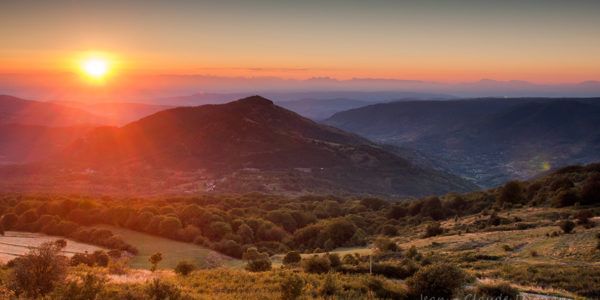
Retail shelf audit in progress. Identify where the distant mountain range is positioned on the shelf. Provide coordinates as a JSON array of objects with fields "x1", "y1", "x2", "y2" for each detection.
[
  {"x1": 326, "y1": 98, "x2": 600, "y2": 187},
  {"x1": 0, "y1": 96, "x2": 476, "y2": 196},
  {"x1": 3, "y1": 73, "x2": 600, "y2": 101}
]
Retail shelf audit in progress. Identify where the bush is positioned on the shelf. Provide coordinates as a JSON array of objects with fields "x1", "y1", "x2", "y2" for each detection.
[
  {"x1": 327, "y1": 253, "x2": 341, "y2": 269},
  {"x1": 280, "y1": 273, "x2": 304, "y2": 299},
  {"x1": 318, "y1": 274, "x2": 338, "y2": 297},
  {"x1": 302, "y1": 255, "x2": 331, "y2": 274},
  {"x1": 407, "y1": 263, "x2": 467, "y2": 299},
  {"x1": 9, "y1": 241, "x2": 68, "y2": 298},
  {"x1": 423, "y1": 222, "x2": 443, "y2": 238},
  {"x1": 145, "y1": 279, "x2": 183, "y2": 300},
  {"x1": 552, "y1": 189, "x2": 579, "y2": 207},
  {"x1": 364, "y1": 277, "x2": 410, "y2": 300},
  {"x1": 474, "y1": 282, "x2": 519, "y2": 300},
  {"x1": 54, "y1": 272, "x2": 107, "y2": 300},
  {"x1": 246, "y1": 258, "x2": 272, "y2": 272},
  {"x1": 560, "y1": 220, "x2": 576, "y2": 234},
  {"x1": 243, "y1": 247, "x2": 272, "y2": 272},
  {"x1": 282, "y1": 251, "x2": 302, "y2": 266},
  {"x1": 373, "y1": 236, "x2": 398, "y2": 252},
  {"x1": 175, "y1": 261, "x2": 196, "y2": 276},
  {"x1": 342, "y1": 254, "x2": 358, "y2": 266}
]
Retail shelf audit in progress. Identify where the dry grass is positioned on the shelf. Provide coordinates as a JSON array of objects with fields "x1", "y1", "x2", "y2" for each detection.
[{"x1": 0, "y1": 231, "x2": 104, "y2": 263}]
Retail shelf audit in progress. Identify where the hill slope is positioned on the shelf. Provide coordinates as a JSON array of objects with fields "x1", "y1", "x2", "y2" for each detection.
[
  {"x1": 16, "y1": 96, "x2": 475, "y2": 196},
  {"x1": 0, "y1": 95, "x2": 107, "y2": 126},
  {"x1": 326, "y1": 98, "x2": 600, "y2": 187},
  {"x1": 0, "y1": 124, "x2": 94, "y2": 164}
]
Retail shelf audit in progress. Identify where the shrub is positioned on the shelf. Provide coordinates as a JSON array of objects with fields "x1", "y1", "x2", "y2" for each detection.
[
  {"x1": 108, "y1": 258, "x2": 129, "y2": 275},
  {"x1": 407, "y1": 263, "x2": 467, "y2": 299},
  {"x1": 423, "y1": 222, "x2": 443, "y2": 238},
  {"x1": 342, "y1": 254, "x2": 358, "y2": 266},
  {"x1": 318, "y1": 274, "x2": 338, "y2": 297},
  {"x1": 559, "y1": 220, "x2": 576, "y2": 234},
  {"x1": 327, "y1": 253, "x2": 342, "y2": 269},
  {"x1": 364, "y1": 277, "x2": 410, "y2": 300},
  {"x1": 502, "y1": 244, "x2": 513, "y2": 252},
  {"x1": 280, "y1": 273, "x2": 304, "y2": 299},
  {"x1": 380, "y1": 225, "x2": 398, "y2": 236},
  {"x1": 282, "y1": 251, "x2": 302, "y2": 266},
  {"x1": 373, "y1": 236, "x2": 398, "y2": 252},
  {"x1": 246, "y1": 258, "x2": 272, "y2": 272},
  {"x1": 54, "y1": 272, "x2": 107, "y2": 300},
  {"x1": 302, "y1": 255, "x2": 331, "y2": 274},
  {"x1": 9, "y1": 242, "x2": 68, "y2": 298},
  {"x1": 175, "y1": 261, "x2": 196, "y2": 276},
  {"x1": 498, "y1": 181, "x2": 524, "y2": 205},
  {"x1": 552, "y1": 189, "x2": 579, "y2": 207},
  {"x1": 145, "y1": 279, "x2": 183, "y2": 300},
  {"x1": 243, "y1": 247, "x2": 272, "y2": 272},
  {"x1": 474, "y1": 282, "x2": 519, "y2": 300}
]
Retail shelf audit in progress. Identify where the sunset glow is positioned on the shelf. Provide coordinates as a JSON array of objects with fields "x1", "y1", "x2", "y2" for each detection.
[{"x1": 82, "y1": 57, "x2": 109, "y2": 79}]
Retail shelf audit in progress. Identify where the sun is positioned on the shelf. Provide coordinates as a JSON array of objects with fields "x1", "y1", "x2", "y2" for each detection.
[{"x1": 81, "y1": 57, "x2": 110, "y2": 79}]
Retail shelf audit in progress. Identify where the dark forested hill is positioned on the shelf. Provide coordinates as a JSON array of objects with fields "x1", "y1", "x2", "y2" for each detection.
[
  {"x1": 326, "y1": 98, "x2": 600, "y2": 187},
  {"x1": 0, "y1": 96, "x2": 476, "y2": 196}
]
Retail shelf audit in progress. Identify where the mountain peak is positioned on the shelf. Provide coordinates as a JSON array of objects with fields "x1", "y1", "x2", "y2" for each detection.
[{"x1": 230, "y1": 95, "x2": 274, "y2": 106}]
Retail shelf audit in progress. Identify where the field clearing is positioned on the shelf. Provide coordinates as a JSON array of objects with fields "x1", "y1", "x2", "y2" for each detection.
[
  {"x1": 97, "y1": 225, "x2": 242, "y2": 269},
  {"x1": 0, "y1": 231, "x2": 104, "y2": 263}
]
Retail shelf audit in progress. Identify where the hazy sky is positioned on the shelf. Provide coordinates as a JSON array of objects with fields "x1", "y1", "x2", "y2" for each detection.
[{"x1": 1, "y1": 0, "x2": 600, "y2": 82}]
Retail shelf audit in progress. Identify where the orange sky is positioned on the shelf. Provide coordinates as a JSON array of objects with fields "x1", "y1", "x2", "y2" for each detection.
[{"x1": 1, "y1": 1, "x2": 600, "y2": 84}]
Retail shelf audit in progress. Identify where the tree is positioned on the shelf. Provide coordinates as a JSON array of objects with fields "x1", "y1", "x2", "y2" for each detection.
[
  {"x1": 282, "y1": 251, "x2": 302, "y2": 266},
  {"x1": 149, "y1": 252, "x2": 163, "y2": 272},
  {"x1": 158, "y1": 217, "x2": 183, "y2": 237},
  {"x1": 1, "y1": 213, "x2": 18, "y2": 230},
  {"x1": 10, "y1": 241, "x2": 68, "y2": 298},
  {"x1": 174, "y1": 261, "x2": 196, "y2": 276},
  {"x1": 407, "y1": 263, "x2": 467, "y2": 299},
  {"x1": 242, "y1": 247, "x2": 271, "y2": 272},
  {"x1": 580, "y1": 174, "x2": 600, "y2": 205},
  {"x1": 497, "y1": 181, "x2": 524, "y2": 205},
  {"x1": 237, "y1": 223, "x2": 254, "y2": 244}
]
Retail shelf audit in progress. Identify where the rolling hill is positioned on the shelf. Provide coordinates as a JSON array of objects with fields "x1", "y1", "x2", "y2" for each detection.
[
  {"x1": 326, "y1": 98, "x2": 600, "y2": 187},
  {"x1": 0, "y1": 95, "x2": 107, "y2": 126},
  {"x1": 0, "y1": 124, "x2": 94, "y2": 164},
  {"x1": 5, "y1": 96, "x2": 475, "y2": 196}
]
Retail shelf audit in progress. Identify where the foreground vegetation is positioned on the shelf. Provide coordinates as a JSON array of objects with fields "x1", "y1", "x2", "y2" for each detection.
[{"x1": 0, "y1": 163, "x2": 598, "y2": 298}]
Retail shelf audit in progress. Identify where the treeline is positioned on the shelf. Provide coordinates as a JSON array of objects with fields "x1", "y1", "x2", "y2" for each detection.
[{"x1": 0, "y1": 163, "x2": 598, "y2": 258}]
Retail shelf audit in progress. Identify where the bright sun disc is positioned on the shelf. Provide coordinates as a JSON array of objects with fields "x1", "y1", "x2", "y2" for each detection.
[{"x1": 82, "y1": 58, "x2": 109, "y2": 78}]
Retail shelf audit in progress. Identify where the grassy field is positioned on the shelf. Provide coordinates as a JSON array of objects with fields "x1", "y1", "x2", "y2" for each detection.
[
  {"x1": 97, "y1": 225, "x2": 242, "y2": 269},
  {"x1": 0, "y1": 231, "x2": 104, "y2": 262}
]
